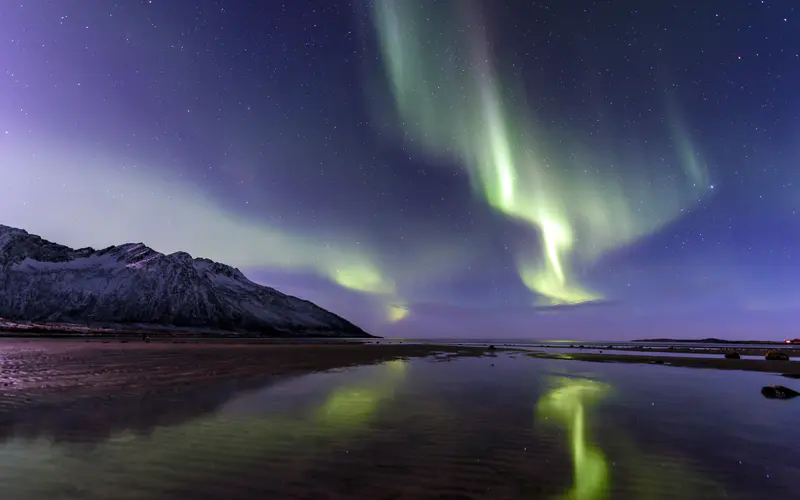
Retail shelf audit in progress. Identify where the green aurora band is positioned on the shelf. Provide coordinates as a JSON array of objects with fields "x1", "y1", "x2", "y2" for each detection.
[{"x1": 370, "y1": 0, "x2": 709, "y2": 305}]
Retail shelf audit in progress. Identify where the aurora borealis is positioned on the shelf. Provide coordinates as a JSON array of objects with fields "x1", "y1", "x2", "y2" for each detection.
[
  {"x1": 371, "y1": 0, "x2": 709, "y2": 306},
  {"x1": 1, "y1": 1, "x2": 798, "y2": 338}
]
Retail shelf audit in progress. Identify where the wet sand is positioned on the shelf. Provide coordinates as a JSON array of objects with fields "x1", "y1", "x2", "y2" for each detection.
[
  {"x1": 0, "y1": 339, "x2": 483, "y2": 397},
  {"x1": 0, "y1": 339, "x2": 482, "y2": 432}
]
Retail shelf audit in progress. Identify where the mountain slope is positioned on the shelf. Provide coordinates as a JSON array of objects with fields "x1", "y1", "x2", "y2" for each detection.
[{"x1": 0, "y1": 225, "x2": 370, "y2": 337}]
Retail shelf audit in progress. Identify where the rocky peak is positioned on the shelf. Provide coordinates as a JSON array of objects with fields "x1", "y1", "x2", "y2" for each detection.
[
  {"x1": 169, "y1": 251, "x2": 194, "y2": 263},
  {"x1": 94, "y1": 243, "x2": 162, "y2": 265},
  {"x1": 0, "y1": 226, "x2": 77, "y2": 265},
  {"x1": 195, "y1": 257, "x2": 247, "y2": 280}
]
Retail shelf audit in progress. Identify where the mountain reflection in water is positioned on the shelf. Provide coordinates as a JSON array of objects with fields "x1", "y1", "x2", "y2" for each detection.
[{"x1": 0, "y1": 355, "x2": 797, "y2": 499}]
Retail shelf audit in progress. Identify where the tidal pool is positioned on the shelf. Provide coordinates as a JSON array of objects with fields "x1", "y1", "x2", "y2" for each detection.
[{"x1": 0, "y1": 354, "x2": 796, "y2": 499}]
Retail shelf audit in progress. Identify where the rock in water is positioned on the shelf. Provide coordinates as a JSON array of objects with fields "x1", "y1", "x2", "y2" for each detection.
[
  {"x1": 765, "y1": 351, "x2": 790, "y2": 361},
  {"x1": 0, "y1": 225, "x2": 369, "y2": 337},
  {"x1": 761, "y1": 386, "x2": 800, "y2": 399},
  {"x1": 724, "y1": 352, "x2": 740, "y2": 359}
]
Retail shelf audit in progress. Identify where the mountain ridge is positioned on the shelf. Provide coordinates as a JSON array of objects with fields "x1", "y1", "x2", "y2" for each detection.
[{"x1": 0, "y1": 225, "x2": 371, "y2": 337}]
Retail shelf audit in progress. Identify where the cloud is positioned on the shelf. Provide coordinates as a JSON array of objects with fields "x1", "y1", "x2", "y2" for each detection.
[
  {"x1": 405, "y1": 298, "x2": 619, "y2": 319},
  {"x1": 533, "y1": 299, "x2": 620, "y2": 313}
]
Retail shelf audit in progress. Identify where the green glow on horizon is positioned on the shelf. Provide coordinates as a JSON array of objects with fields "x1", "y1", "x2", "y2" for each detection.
[
  {"x1": 536, "y1": 378, "x2": 611, "y2": 500},
  {"x1": 386, "y1": 303, "x2": 410, "y2": 322},
  {"x1": 370, "y1": 0, "x2": 709, "y2": 305}
]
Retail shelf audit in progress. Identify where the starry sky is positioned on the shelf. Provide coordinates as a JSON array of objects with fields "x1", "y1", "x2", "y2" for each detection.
[{"x1": 1, "y1": 0, "x2": 798, "y2": 340}]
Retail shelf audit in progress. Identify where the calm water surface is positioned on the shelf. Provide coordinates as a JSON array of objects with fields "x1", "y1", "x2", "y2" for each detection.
[{"x1": 0, "y1": 354, "x2": 797, "y2": 499}]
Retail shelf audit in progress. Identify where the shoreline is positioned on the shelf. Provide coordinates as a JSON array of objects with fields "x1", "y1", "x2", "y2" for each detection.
[
  {"x1": 2, "y1": 338, "x2": 798, "y2": 403},
  {"x1": 1, "y1": 338, "x2": 798, "y2": 442}
]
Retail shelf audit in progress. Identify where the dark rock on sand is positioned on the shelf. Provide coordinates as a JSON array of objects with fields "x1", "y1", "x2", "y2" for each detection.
[
  {"x1": 724, "y1": 352, "x2": 740, "y2": 359},
  {"x1": 488, "y1": 345, "x2": 496, "y2": 350},
  {"x1": 761, "y1": 385, "x2": 800, "y2": 399},
  {"x1": 765, "y1": 351, "x2": 790, "y2": 361}
]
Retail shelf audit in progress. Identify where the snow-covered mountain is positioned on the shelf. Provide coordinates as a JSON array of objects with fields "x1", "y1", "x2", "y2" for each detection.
[{"x1": 0, "y1": 225, "x2": 370, "y2": 337}]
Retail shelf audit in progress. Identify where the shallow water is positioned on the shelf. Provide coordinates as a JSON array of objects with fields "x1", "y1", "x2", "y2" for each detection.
[{"x1": 0, "y1": 354, "x2": 797, "y2": 499}]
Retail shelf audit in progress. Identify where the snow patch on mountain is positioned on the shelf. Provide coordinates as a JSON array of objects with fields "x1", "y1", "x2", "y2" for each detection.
[{"x1": 0, "y1": 225, "x2": 370, "y2": 336}]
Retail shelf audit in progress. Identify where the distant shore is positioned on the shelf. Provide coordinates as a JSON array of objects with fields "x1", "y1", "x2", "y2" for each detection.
[
  {"x1": 526, "y1": 348, "x2": 800, "y2": 375},
  {"x1": 633, "y1": 337, "x2": 798, "y2": 345},
  {"x1": 535, "y1": 343, "x2": 800, "y2": 358}
]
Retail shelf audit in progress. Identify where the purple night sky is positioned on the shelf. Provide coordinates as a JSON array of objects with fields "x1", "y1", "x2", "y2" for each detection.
[{"x1": 1, "y1": 1, "x2": 799, "y2": 339}]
